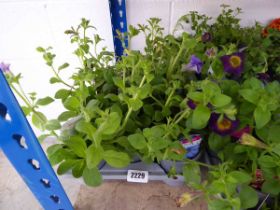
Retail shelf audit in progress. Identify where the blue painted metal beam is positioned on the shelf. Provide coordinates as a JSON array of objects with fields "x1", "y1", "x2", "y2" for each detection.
[
  {"x1": 109, "y1": 0, "x2": 128, "y2": 58},
  {"x1": 0, "y1": 71, "x2": 73, "y2": 210}
]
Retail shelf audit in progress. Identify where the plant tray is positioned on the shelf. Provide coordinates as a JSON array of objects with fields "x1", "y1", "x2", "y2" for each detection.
[{"x1": 69, "y1": 150, "x2": 207, "y2": 186}]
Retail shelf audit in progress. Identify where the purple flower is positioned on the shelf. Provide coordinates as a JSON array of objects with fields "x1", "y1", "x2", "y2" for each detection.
[
  {"x1": 220, "y1": 52, "x2": 244, "y2": 76},
  {"x1": 0, "y1": 62, "x2": 11, "y2": 73},
  {"x1": 182, "y1": 55, "x2": 203, "y2": 74},
  {"x1": 257, "y1": 73, "x2": 270, "y2": 83},
  {"x1": 187, "y1": 99, "x2": 198, "y2": 110},
  {"x1": 209, "y1": 113, "x2": 239, "y2": 136},
  {"x1": 202, "y1": 32, "x2": 212, "y2": 42},
  {"x1": 205, "y1": 48, "x2": 216, "y2": 58}
]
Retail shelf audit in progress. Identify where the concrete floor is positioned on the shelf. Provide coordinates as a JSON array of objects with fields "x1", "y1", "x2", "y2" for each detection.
[{"x1": 0, "y1": 151, "x2": 206, "y2": 210}]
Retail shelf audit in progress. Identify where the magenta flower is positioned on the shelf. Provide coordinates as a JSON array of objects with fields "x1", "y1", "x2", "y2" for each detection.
[
  {"x1": 220, "y1": 52, "x2": 244, "y2": 76},
  {"x1": 231, "y1": 125, "x2": 252, "y2": 139},
  {"x1": 209, "y1": 113, "x2": 239, "y2": 136},
  {"x1": 182, "y1": 55, "x2": 203, "y2": 74},
  {"x1": 0, "y1": 62, "x2": 11, "y2": 73},
  {"x1": 202, "y1": 32, "x2": 212, "y2": 42}
]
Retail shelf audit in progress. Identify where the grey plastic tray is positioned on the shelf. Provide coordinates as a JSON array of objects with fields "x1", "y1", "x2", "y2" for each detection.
[
  {"x1": 100, "y1": 161, "x2": 184, "y2": 186},
  {"x1": 96, "y1": 150, "x2": 207, "y2": 186}
]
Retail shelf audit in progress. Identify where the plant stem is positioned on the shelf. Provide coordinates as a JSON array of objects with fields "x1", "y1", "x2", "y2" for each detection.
[
  {"x1": 10, "y1": 84, "x2": 52, "y2": 133},
  {"x1": 174, "y1": 108, "x2": 190, "y2": 125},
  {"x1": 10, "y1": 84, "x2": 32, "y2": 108},
  {"x1": 184, "y1": 157, "x2": 216, "y2": 169},
  {"x1": 167, "y1": 42, "x2": 184, "y2": 80},
  {"x1": 120, "y1": 75, "x2": 146, "y2": 131},
  {"x1": 50, "y1": 66, "x2": 72, "y2": 88},
  {"x1": 149, "y1": 94, "x2": 164, "y2": 107},
  {"x1": 164, "y1": 87, "x2": 175, "y2": 107}
]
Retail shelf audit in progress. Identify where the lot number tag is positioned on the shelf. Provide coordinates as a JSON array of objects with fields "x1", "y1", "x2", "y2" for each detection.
[{"x1": 127, "y1": 170, "x2": 149, "y2": 183}]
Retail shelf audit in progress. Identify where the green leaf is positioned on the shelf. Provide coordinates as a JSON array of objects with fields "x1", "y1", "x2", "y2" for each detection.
[
  {"x1": 75, "y1": 121, "x2": 96, "y2": 140},
  {"x1": 65, "y1": 136, "x2": 87, "y2": 158},
  {"x1": 82, "y1": 167, "x2": 102, "y2": 187},
  {"x1": 192, "y1": 105, "x2": 211, "y2": 129},
  {"x1": 97, "y1": 112, "x2": 121, "y2": 135},
  {"x1": 272, "y1": 144, "x2": 280, "y2": 156},
  {"x1": 50, "y1": 77, "x2": 60, "y2": 84},
  {"x1": 210, "y1": 94, "x2": 231, "y2": 107},
  {"x1": 209, "y1": 180, "x2": 225, "y2": 194},
  {"x1": 47, "y1": 144, "x2": 63, "y2": 156},
  {"x1": 72, "y1": 160, "x2": 85, "y2": 178},
  {"x1": 138, "y1": 83, "x2": 152, "y2": 99},
  {"x1": 208, "y1": 199, "x2": 231, "y2": 210},
  {"x1": 183, "y1": 163, "x2": 201, "y2": 186},
  {"x1": 36, "y1": 47, "x2": 45, "y2": 52},
  {"x1": 166, "y1": 141, "x2": 186, "y2": 161},
  {"x1": 63, "y1": 96, "x2": 80, "y2": 110},
  {"x1": 128, "y1": 133, "x2": 147, "y2": 150},
  {"x1": 254, "y1": 106, "x2": 271, "y2": 129},
  {"x1": 128, "y1": 98, "x2": 143, "y2": 111},
  {"x1": 58, "y1": 111, "x2": 77, "y2": 121},
  {"x1": 187, "y1": 92, "x2": 203, "y2": 102},
  {"x1": 32, "y1": 112, "x2": 47, "y2": 130},
  {"x1": 21, "y1": 106, "x2": 32, "y2": 116},
  {"x1": 268, "y1": 125, "x2": 280, "y2": 143},
  {"x1": 86, "y1": 145, "x2": 103, "y2": 169},
  {"x1": 58, "y1": 63, "x2": 69, "y2": 71},
  {"x1": 48, "y1": 148, "x2": 76, "y2": 166},
  {"x1": 262, "y1": 179, "x2": 280, "y2": 195},
  {"x1": 103, "y1": 150, "x2": 130, "y2": 168},
  {"x1": 239, "y1": 185, "x2": 258, "y2": 209},
  {"x1": 37, "y1": 96, "x2": 54, "y2": 106},
  {"x1": 45, "y1": 119, "x2": 61, "y2": 131},
  {"x1": 258, "y1": 155, "x2": 277, "y2": 168},
  {"x1": 228, "y1": 171, "x2": 252, "y2": 184},
  {"x1": 113, "y1": 77, "x2": 124, "y2": 90},
  {"x1": 208, "y1": 133, "x2": 230, "y2": 153},
  {"x1": 239, "y1": 89, "x2": 260, "y2": 104},
  {"x1": 149, "y1": 138, "x2": 169, "y2": 150},
  {"x1": 55, "y1": 89, "x2": 71, "y2": 100},
  {"x1": 57, "y1": 159, "x2": 77, "y2": 175}
]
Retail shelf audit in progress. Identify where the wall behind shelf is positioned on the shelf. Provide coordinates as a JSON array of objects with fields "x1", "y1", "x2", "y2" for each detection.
[
  {"x1": 0, "y1": 0, "x2": 279, "y2": 134},
  {"x1": 127, "y1": 0, "x2": 280, "y2": 50}
]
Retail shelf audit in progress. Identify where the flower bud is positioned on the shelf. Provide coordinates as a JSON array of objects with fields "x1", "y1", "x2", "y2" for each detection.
[{"x1": 239, "y1": 133, "x2": 269, "y2": 149}]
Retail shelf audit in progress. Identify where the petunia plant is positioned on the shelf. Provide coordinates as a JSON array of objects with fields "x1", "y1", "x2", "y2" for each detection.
[
  {"x1": 1, "y1": 18, "x2": 203, "y2": 186},
  {"x1": 175, "y1": 5, "x2": 280, "y2": 210}
]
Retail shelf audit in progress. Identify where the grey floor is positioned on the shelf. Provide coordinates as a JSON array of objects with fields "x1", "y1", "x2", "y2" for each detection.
[{"x1": 0, "y1": 150, "x2": 206, "y2": 210}]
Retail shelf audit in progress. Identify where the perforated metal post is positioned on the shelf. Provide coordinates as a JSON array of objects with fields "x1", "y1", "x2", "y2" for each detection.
[
  {"x1": 0, "y1": 71, "x2": 73, "y2": 210},
  {"x1": 109, "y1": 0, "x2": 128, "y2": 58}
]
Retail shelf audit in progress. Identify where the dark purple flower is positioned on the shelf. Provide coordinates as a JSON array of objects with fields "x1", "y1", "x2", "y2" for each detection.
[
  {"x1": 231, "y1": 125, "x2": 252, "y2": 139},
  {"x1": 202, "y1": 32, "x2": 212, "y2": 42},
  {"x1": 182, "y1": 55, "x2": 203, "y2": 74},
  {"x1": 257, "y1": 73, "x2": 270, "y2": 83},
  {"x1": 220, "y1": 52, "x2": 244, "y2": 76},
  {"x1": 205, "y1": 48, "x2": 216, "y2": 58},
  {"x1": 209, "y1": 113, "x2": 239, "y2": 136},
  {"x1": 0, "y1": 62, "x2": 11, "y2": 73},
  {"x1": 187, "y1": 99, "x2": 198, "y2": 109}
]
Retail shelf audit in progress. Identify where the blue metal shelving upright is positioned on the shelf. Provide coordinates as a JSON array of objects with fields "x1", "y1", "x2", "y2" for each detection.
[
  {"x1": 0, "y1": 71, "x2": 73, "y2": 210},
  {"x1": 109, "y1": 0, "x2": 128, "y2": 58}
]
